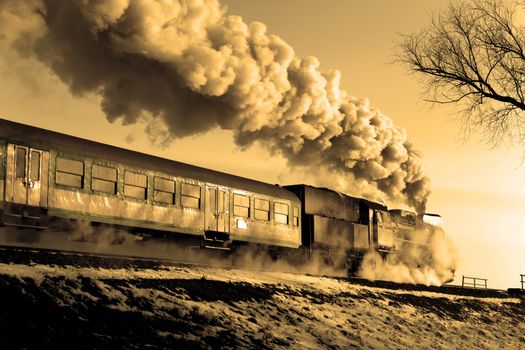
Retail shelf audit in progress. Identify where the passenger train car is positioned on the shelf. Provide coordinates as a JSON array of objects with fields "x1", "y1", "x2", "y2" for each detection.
[
  {"x1": 0, "y1": 118, "x2": 438, "y2": 270},
  {"x1": 0, "y1": 118, "x2": 301, "y2": 251}
]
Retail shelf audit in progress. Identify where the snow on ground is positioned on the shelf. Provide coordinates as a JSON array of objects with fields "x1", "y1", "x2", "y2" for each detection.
[{"x1": 0, "y1": 249, "x2": 523, "y2": 349}]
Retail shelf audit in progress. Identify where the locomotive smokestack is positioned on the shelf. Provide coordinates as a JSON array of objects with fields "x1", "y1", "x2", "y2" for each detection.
[{"x1": 0, "y1": 0, "x2": 430, "y2": 212}]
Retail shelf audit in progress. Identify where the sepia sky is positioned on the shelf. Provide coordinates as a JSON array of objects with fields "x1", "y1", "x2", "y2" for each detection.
[{"x1": 1, "y1": 0, "x2": 525, "y2": 289}]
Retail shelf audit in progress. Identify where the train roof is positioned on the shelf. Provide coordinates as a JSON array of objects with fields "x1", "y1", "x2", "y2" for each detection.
[
  {"x1": 0, "y1": 118, "x2": 299, "y2": 202},
  {"x1": 284, "y1": 184, "x2": 388, "y2": 211}
]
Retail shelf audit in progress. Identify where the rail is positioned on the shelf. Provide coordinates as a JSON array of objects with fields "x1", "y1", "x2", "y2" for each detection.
[
  {"x1": 521, "y1": 274, "x2": 525, "y2": 290},
  {"x1": 462, "y1": 275, "x2": 487, "y2": 289}
]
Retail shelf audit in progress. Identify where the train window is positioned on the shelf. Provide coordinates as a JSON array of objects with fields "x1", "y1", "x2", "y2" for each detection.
[
  {"x1": 15, "y1": 148, "x2": 26, "y2": 178},
  {"x1": 124, "y1": 171, "x2": 147, "y2": 200},
  {"x1": 292, "y1": 206, "x2": 299, "y2": 226},
  {"x1": 233, "y1": 194, "x2": 250, "y2": 218},
  {"x1": 254, "y1": 198, "x2": 270, "y2": 221},
  {"x1": 181, "y1": 183, "x2": 201, "y2": 209},
  {"x1": 56, "y1": 156, "x2": 84, "y2": 188},
  {"x1": 274, "y1": 202, "x2": 289, "y2": 225},
  {"x1": 154, "y1": 177, "x2": 175, "y2": 204},
  {"x1": 92, "y1": 164, "x2": 117, "y2": 194},
  {"x1": 30, "y1": 151, "x2": 40, "y2": 181}
]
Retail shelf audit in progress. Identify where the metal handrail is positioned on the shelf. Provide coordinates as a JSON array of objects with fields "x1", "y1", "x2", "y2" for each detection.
[
  {"x1": 520, "y1": 274, "x2": 525, "y2": 290},
  {"x1": 462, "y1": 275, "x2": 487, "y2": 289}
]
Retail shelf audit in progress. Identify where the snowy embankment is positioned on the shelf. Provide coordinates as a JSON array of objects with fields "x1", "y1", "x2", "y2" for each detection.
[{"x1": 0, "y1": 249, "x2": 523, "y2": 349}]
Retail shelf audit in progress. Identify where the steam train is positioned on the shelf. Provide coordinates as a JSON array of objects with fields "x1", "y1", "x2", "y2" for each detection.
[{"x1": 0, "y1": 118, "x2": 439, "y2": 270}]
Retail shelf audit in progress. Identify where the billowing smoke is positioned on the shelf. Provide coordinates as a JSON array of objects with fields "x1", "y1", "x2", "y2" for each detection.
[
  {"x1": 359, "y1": 225, "x2": 458, "y2": 286},
  {"x1": 0, "y1": 0, "x2": 430, "y2": 212}
]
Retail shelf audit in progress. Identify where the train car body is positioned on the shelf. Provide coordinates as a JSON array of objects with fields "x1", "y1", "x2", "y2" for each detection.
[
  {"x1": 284, "y1": 185, "x2": 396, "y2": 266},
  {"x1": 0, "y1": 118, "x2": 449, "y2": 279},
  {"x1": 0, "y1": 118, "x2": 301, "y2": 249}
]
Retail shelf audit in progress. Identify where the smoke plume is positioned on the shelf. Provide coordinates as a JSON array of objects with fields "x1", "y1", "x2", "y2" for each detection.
[{"x1": 0, "y1": 0, "x2": 430, "y2": 211}]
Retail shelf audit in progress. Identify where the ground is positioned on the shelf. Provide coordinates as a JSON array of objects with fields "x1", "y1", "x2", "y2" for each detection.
[{"x1": 0, "y1": 248, "x2": 523, "y2": 349}]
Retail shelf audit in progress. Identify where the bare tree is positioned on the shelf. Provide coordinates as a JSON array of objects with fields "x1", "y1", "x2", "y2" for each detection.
[{"x1": 397, "y1": 0, "x2": 525, "y2": 146}]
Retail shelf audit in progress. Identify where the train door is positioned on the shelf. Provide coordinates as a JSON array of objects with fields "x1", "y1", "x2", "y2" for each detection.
[
  {"x1": 205, "y1": 186, "x2": 228, "y2": 233},
  {"x1": 374, "y1": 210, "x2": 394, "y2": 251},
  {"x1": 369, "y1": 208, "x2": 377, "y2": 249},
  {"x1": 5, "y1": 144, "x2": 49, "y2": 220}
]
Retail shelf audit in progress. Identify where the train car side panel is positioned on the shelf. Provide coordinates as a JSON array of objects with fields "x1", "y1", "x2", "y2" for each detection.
[
  {"x1": 301, "y1": 186, "x2": 360, "y2": 222},
  {"x1": 146, "y1": 204, "x2": 173, "y2": 226},
  {"x1": 0, "y1": 119, "x2": 303, "y2": 247},
  {"x1": 44, "y1": 146, "x2": 208, "y2": 235},
  {"x1": 39, "y1": 151, "x2": 49, "y2": 208},
  {"x1": 49, "y1": 188, "x2": 90, "y2": 214},
  {"x1": 375, "y1": 210, "x2": 395, "y2": 250},
  {"x1": 229, "y1": 191, "x2": 301, "y2": 248},
  {"x1": 89, "y1": 194, "x2": 121, "y2": 218},
  {"x1": 312, "y1": 215, "x2": 354, "y2": 249},
  {"x1": 4, "y1": 144, "x2": 15, "y2": 204},
  {"x1": 0, "y1": 140, "x2": 5, "y2": 206},
  {"x1": 310, "y1": 216, "x2": 371, "y2": 251}
]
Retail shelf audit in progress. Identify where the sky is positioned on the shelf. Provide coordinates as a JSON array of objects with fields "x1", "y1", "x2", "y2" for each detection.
[{"x1": 1, "y1": 0, "x2": 524, "y2": 289}]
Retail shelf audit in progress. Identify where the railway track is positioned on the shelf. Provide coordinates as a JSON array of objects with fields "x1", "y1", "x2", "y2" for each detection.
[{"x1": 0, "y1": 242, "x2": 515, "y2": 300}]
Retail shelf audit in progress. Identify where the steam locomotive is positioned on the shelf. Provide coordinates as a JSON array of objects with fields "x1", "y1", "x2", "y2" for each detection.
[{"x1": 0, "y1": 118, "x2": 440, "y2": 270}]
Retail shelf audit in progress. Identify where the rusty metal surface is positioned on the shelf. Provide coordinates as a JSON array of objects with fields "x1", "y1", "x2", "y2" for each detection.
[
  {"x1": 377, "y1": 224, "x2": 394, "y2": 249},
  {"x1": 49, "y1": 188, "x2": 89, "y2": 214},
  {"x1": 229, "y1": 189, "x2": 301, "y2": 248},
  {"x1": 230, "y1": 219, "x2": 301, "y2": 248},
  {"x1": 312, "y1": 215, "x2": 354, "y2": 249},
  {"x1": 0, "y1": 141, "x2": 4, "y2": 204},
  {"x1": 311, "y1": 216, "x2": 370, "y2": 251},
  {"x1": 284, "y1": 185, "x2": 360, "y2": 222},
  {"x1": 39, "y1": 151, "x2": 49, "y2": 208},
  {"x1": 375, "y1": 210, "x2": 394, "y2": 249},
  {"x1": 5, "y1": 144, "x2": 49, "y2": 209},
  {"x1": 0, "y1": 118, "x2": 301, "y2": 247},
  {"x1": 353, "y1": 223, "x2": 369, "y2": 250},
  {"x1": 49, "y1": 187, "x2": 206, "y2": 234},
  {"x1": 390, "y1": 209, "x2": 417, "y2": 230},
  {"x1": 28, "y1": 149, "x2": 49, "y2": 208},
  {"x1": 5, "y1": 144, "x2": 15, "y2": 204},
  {"x1": 205, "y1": 187, "x2": 229, "y2": 233}
]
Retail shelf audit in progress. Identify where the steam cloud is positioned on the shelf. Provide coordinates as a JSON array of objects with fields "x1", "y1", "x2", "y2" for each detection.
[
  {"x1": 0, "y1": 0, "x2": 430, "y2": 212},
  {"x1": 359, "y1": 225, "x2": 457, "y2": 286}
]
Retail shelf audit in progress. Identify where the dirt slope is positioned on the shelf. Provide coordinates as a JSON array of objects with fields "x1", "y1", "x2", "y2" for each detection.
[{"x1": 0, "y1": 249, "x2": 523, "y2": 349}]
